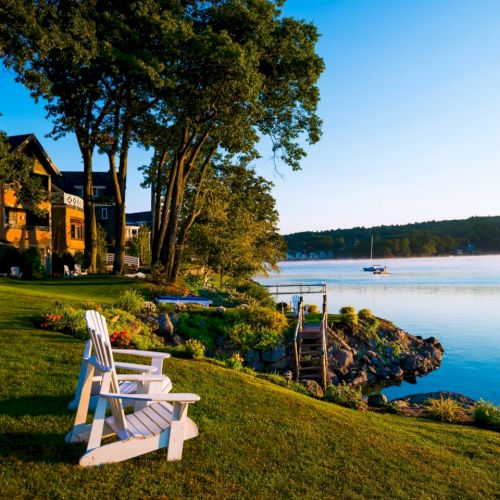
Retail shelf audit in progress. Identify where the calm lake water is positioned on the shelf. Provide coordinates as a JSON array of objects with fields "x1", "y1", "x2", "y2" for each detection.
[{"x1": 256, "y1": 255, "x2": 500, "y2": 404}]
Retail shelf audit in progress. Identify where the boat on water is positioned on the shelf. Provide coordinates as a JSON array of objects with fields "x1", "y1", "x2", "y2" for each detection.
[
  {"x1": 362, "y1": 235, "x2": 390, "y2": 274},
  {"x1": 362, "y1": 265, "x2": 385, "y2": 272}
]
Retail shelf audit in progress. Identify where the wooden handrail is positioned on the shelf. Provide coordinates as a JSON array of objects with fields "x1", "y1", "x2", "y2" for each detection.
[
  {"x1": 293, "y1": 297, "x2": 304, "y2": 380},
  {"x1": 320, "y1": 294, "x2": 329, "y2": 390}
]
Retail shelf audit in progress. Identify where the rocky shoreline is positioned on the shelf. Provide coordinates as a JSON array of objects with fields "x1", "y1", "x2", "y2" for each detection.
[{"x1": 327, "y1": 317, "x2": 444, "y2": 389}]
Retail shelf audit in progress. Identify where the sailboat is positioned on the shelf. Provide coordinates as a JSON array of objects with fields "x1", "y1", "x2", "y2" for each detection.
[{"x1": 362, "y1": 235, "x2": 388, "y2": 273}]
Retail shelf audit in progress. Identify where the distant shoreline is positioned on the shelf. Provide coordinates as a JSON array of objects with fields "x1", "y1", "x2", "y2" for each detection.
[{"x1": 280, "y1": 253, "x2": 500, "y2": 263}]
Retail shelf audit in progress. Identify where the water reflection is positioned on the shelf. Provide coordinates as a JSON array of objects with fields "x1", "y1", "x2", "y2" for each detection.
[{"x1": 256, "y1": 255, "x2": 500, "y2": 403}]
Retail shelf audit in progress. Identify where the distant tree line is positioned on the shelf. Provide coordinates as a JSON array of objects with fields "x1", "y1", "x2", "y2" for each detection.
[{"x1": 285, "y1": 216, "x2": 500, "y2": 258}]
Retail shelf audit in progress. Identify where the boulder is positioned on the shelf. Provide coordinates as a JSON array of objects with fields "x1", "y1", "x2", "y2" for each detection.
[
  {"x1": 245, "y1": 349, "x2": 261, "y2": 364},
  {"x1": 330, "y1": 348, "x2": 354, "y2": 369},
  {"x1": 302, "y1": 379, "x2": 324, "y2": 398},
  {"x1": 262, "y1": 345, "x2": 286, "y2": 363},
  {"x1": 158, "y1": 312, "x2": 174, "y2": 336},
  {"x1": 267, "y1": 358, "x2": 287, "y2": 371},
  {"x1": 391, "y1": 392, "x2": 476, "y2": 408},
  {"x1": 367, "y1": 394, "x2": 388, "y2": 407}
]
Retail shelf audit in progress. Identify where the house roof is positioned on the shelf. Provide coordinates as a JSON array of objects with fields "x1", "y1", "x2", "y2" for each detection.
[
  {"x1": 53, "y1": 171, "x2": 115, "y2": 198},
  {"x1": 126, "y1": 211, "x2": 152, "y2": 226},
  {"x1": 8, "y1": 134, "x2": 61, "y2": 176}
]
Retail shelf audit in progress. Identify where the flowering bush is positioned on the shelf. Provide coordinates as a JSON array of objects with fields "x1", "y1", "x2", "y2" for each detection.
[
  {"x1": 324, "y1": 382, "x2": 367, "y2": 411},
  {"x1": 225, "y1": 352, "x2": 244, "y2": 370},
  {"x1": 142, "y1": 301, "x2": 157, "y2": 314},
  {"x1": 39, "y1": 312, "x2": 64, "y2": 330},
  {"x1": 109, "y1": 330, "x2": 132, "y2": 348},
  {"x1": 157, "y1": 281, "x2": 190, "y2": 297}
]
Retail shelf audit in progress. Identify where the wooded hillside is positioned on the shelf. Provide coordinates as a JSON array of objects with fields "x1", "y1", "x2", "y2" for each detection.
[{"x1": 285, "y1": 216, "x2": 500, "y2": 258}]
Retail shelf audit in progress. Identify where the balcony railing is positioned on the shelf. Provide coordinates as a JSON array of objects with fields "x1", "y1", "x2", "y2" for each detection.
[
  {"x1": 51, "y1": 191, "x2": 84, "y2": 209},
  {"x1": 4, "y1": 224, "x2": 51, "y2": 232}
]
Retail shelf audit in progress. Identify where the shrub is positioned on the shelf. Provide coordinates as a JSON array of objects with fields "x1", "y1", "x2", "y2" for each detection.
[
  {"x1": 156, "y1": 281, "x2": 189, "y2": 297},
  {"x1": 276, "y1": 302, "x2": 289, "y2": 313},
  {"x1": 341, "y1": 312, "x2": 358, "y2": 327},
  {"x1": 185, "y1": 339, "x2": 205, "y2": 359},
  {"x1": 358, "y1": 308, "x2": 373, "y2": 321},
  {"x1": 307, "y1": 304, "x2": 318, "y2": 314},
  {"x1": 229, "y1": 322, "x2": 257, "y2": 350},
  {"x1": 0, "y1": 245, "x2": 21, "y2": 273},
  {"x1": 39, "y1": 303, "x2": 87, "y2": 338},
  {"x1": 225, "y1": 352, "x2": 244, "y2": 370},
  {"x1": 73, "y1": 251, "x2": 85, "y2": 266},
  {"x1": 426, "y1": 397, "x2": 467, "y2": 423},
  {"x1": 324, "y1": 382, "x2": 367, "y2": 411},
  {"x1": 22, "y1": 247, "x2": 45, "y2": 279},
  {"x1": 109, "y1": 330, "x2": 132, "y2": 348},
  {"x1": 339, "y1": 306, "x2": 356, "y2": 315},
  {"x1": 116, "y1": 289, "x2": 144, "y2": 314},
  {"x1": 142, "y1": 301, "x2": 157, "y2": 314},
  {"x1": 235, "y1": 280, "x2": 275, "y2": 308},
  {"x1": 472, "y1": 399, "x2": 500, "y2": 429}
]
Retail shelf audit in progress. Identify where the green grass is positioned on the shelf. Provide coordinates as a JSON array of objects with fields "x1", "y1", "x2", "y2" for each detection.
[{"x1": 0, "y1": 277, "x2": 499, "y2": 498}]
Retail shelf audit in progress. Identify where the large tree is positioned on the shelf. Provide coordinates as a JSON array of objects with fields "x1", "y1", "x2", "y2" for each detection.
[
  {"x1": 185, "y1": 165, "x2": 286, "y2": 285},
  {"x1": 0, "y1": 0, "x2": 112, "y2": 271},
  {"x1": 142, "y1": 0, "x2": 323, "y2": 281}
]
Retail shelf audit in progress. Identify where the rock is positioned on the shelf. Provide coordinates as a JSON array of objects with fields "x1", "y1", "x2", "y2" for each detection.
[
  {"x1": 248, "y1": 360, "x2": 265, "y2": 371},
  {"x1": 368, "y1": 365, "x2": 378, "y2": 375},
  {"x1": 262, "y1": 345, "x2": 286, "y2": 363},
  {"x1": 401, "y1": 354, "x2": 418, "y2": 371},
  {"x1": 424, "y1": 336, "x2": 440, "y2": 346},
  {"x1": 245, "y1": 349, "x2": 261, "y2": 364},
  {"x1": 391, "y1": 392, "x2": 476, "y2": 408},
  {"x1": 171, "y1": 333, "x2": 184, "y2": 346},
  {"x1": 367, "y1": 394, "x2": 388, "y2": 407},
  {"x1": 330, "y1": 348, "x2": 354, "y2": 369},
  {"x1": 366, "y1": 350, "x2": 378, "y2": 358},
  {"x1": 351, "y1": 369, "x2": 369, "y2": 386},
  {"x1": 158, "y1": 312, "x2": 174, "y2": 336},
  {"x1": 267, "y1": 359, "x2": 287, "y2": 371},
  {"x1": 215, "y1": 336, "x2": 225, "y2": 347},
  {"x1": 302, "y1": 379, "x2": 324, "y2": 398},
  {"x1": 389, "y1": 366, "x2": 404, "y2": 379}
]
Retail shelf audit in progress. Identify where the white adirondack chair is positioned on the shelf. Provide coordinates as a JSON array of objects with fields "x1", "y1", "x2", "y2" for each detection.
[
  {"x1": 63, "y1": 265, "x2": 74, "y2": 278},
  {"x1": 68, "y1": 310, "x2": 172, "y2": 411},
  {"x1": 74, "y1": 264, "x2": 88, "y2": 276},
  {"x1": 10, "y1": 266, "x2": 22, "y2": 279},
  {"x1": 67, "y1": 318, "x2": 200, "y2": 466}
]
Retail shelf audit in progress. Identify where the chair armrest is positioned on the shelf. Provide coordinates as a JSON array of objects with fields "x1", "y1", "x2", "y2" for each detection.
[
  {"x1": 114, "y1": 361, "x2": 158, "y2": 372},
  {"x1": 115, "y1": 374, "x2": 167, "y2": 382},
  {"x1": 112, "y1": 349, "x2": 171, "y2": 359},
  {"x1": 100, "y1": 392, "x2": 200, "y2": 403}
]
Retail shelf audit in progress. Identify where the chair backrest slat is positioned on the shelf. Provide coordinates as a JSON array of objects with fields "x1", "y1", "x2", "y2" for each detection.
[{"x1": 84, "y1": 310, "x2": 127, "y2": 433}]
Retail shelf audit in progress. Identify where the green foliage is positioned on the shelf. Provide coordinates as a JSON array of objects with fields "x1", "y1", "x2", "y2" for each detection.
[
  {"x1": 116, "y1": 289, "x2": 145, "y2": 314},
  {"x1": 22, "y1": 247, "x2": 45, "y2": 279},
  {"x1": 285, "y1": 216, "x2": 500, "y2": 258},
  {"x1": 0, "y1": 130, "x2": 49, "y2": 214},
  {"x1": 257, "y1": 372, "x2": 309, "y2": 396},
  {"x1": 185, "y1": 339, "x2": 205, "y2": 360},
  {"x1": 39, "y1": 303, "x2": 87, "y2": 339},
  {"x1": 96, "y1": 224, "x2": 108, "y2": 273},
  {"x1": 307, "y1": 304, "x2": 318, "y2": 314},
  {"x1": 472, "y1": 400, "x2": 500, "y2": 430},
  {"x1": 324, "y1": 382, "x2": 368, "y2": 411},
  {"x1": 360, "y1": 317, "x2": 380, "y2": 340},
  {"x1": 426, "y1": 397, "x2": 467, "y2": 423},
  {"x1": 339, "y1": 306, "x2": 356, "y2": 315},
  {"x1": 224, "y1": 353, "x2": 244, "y2": 371},
  {"x1": 0, "y1": 245, "x2": 21, "y2": 273},
  {"x1": 341, "y1": 312, "x2": 359, "y2": 327},
  {"x1": 358, "y1": 308, "x2": 373, "y2": 321}
]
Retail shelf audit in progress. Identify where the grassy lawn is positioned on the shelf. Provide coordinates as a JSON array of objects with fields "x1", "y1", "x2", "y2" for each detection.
[{"x1": 0, "y1": 277, "x2": 498, "y2": 498}]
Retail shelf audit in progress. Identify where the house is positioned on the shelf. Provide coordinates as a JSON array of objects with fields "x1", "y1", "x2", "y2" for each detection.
[
  {"x1": 52, "y1": 171, "x2": 115, "y2": 243},
  {"x1": 0, "y1": 134, "x2": 60, "y2": 273},
  {"x1": 126, "y1": 211, "x2": 152, "y2": 227},
  {"x1": 51, "y1": 186, "x2": 85, "y2": 256}
]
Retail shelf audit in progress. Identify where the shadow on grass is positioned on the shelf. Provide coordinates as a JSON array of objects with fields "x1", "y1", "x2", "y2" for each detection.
[
  {"x1": 0, "y1": 395, "x2": 71, "y2": 417},
  {"x1": 0, "y1": 431, "x2": 83, "y2": 465}
]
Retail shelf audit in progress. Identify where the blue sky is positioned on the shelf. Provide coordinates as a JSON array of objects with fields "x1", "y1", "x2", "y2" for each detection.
[{"x1": 1, "y1": 0, "x2": 500, "y2": 234}]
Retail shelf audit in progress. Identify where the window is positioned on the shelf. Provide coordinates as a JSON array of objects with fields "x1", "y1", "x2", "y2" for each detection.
[
  {"x1": 70, "y1": 218, "x2": 84, "y2": 240},
  {"x1": 93, "y1": 186, "x2": 105, "y2": 197},
  {"x1": 101, "y1": 207, "x2": 108, "y2": 220},
  {"x1": 74, "y1": 186, "x2": 84, "y2": 197}
]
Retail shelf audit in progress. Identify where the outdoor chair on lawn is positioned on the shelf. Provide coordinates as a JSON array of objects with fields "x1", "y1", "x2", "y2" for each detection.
[
  {"x1": 68, "y1": 310, "x2": 173, "y2": 412},
  {"x1": 10, "y1": 266, "x2": 22, "y2": 279},
  {"x1": 74, "y1": 264, "x2": 88, "y2": 276},
  {"x1": 66, "y1": 313, "x2": 200, "y2": 466},
  {"x1": 63, "y1": 265, "x2": 74, "y2": 278}
]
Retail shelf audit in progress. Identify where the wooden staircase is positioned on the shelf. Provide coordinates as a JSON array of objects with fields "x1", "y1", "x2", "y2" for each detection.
[{"x1": 293, "y1": 296, "x2": 329, "y2": 390}]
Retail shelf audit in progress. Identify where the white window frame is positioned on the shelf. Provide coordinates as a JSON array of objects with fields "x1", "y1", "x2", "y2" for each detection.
[{"x1": 101, "y1": 207, "x2": 108, "y2": 220}]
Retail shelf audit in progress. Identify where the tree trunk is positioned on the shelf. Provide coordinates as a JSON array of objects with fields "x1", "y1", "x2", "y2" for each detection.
[{"x1": 82, "y1": 147, "x2": 97, "y2": 272}]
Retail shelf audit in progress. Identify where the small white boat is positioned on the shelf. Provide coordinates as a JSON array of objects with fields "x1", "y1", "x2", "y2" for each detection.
[{"x1": 362, "y1": 265, "x2": 385, "y2": 272}]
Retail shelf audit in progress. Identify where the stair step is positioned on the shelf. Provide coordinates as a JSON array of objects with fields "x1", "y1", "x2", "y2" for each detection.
[{"x1": 299, "y1": 366, "x2": 322, "y2": 372}]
